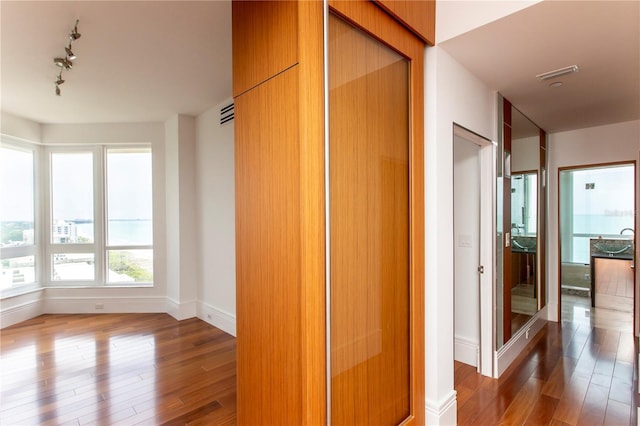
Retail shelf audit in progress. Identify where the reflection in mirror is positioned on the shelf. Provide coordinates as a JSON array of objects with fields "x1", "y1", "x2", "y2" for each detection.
[
  {"x1": 497, "y1": 98, "x2": 545, "y2": 349},
  {"x1": 510, "y1": 172, "x2": 537, "y2": 332}
]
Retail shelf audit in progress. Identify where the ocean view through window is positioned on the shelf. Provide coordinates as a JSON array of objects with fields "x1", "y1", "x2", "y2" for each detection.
[
  {"x1": 47, "y1": 146, "x2": 153, "y2": 285},
  {"x1": 1, "y1": 143, "x2": 37, "y2": 292},
  {"x1": 2, "y1": 142, "x2": 154, "y2": 294}
]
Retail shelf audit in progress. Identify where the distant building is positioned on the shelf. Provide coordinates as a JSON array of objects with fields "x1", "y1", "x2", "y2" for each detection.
[{"x1": 52, "y1": 221, "x2": 77, "y2": 243}]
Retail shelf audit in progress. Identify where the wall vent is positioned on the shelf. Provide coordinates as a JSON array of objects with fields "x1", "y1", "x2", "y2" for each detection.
[{"x1": 220, "y1": 102, "x2": 234, "y2": 125}]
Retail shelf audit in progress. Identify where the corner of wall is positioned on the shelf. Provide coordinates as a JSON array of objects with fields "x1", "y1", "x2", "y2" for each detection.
[
  {"x1": 425, "y1": 390, "x2": 457, "y2": 426},
  {"x1": 0, "y1": 291, "x2": 45, "y2": 328},
  {"x1": 197, "y1": 301, "x2": 236, "y2": 337}
]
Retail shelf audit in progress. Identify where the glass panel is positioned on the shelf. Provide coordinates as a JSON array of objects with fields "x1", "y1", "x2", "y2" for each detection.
[
  {"x1": 0, "y1": 256, "x2": 35, "y2": 290},
  {"x1": 51, "y1": 153, "x2": 94, "y2": 244},
  {"x1": 329, "y1": 14, "x2": 410, "y2": 424},
  {"x1": 106, "y1": 149, "x2": 153, "y2": 246},
  {"x1": 52, "y1": 253, "x2": 95, "y2": 281},
  {"x1": 0, "y1": 147, "x2": 35, "y2": 247},
  {"x1": 107, "y1": 249, "x2": 153, "y2": 283}
]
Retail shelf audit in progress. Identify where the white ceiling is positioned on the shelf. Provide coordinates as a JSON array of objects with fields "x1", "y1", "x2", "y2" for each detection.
[
  {"x1": 1, "y1": 1, "x2": 638, "y2": 134},
  {"x1": 439, "y1": 0, "x2": 640, "y2": 133},
  {"x1": 1, "y1": 1, "x2": 232, "y2": 124}
]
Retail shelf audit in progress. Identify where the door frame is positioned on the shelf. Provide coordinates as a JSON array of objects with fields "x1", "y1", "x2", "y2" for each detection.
[
  {"x1": 453, "y1": 124, "x2": 496, "y2": 378},
  {"x1": 557, "y1": 161, "x2": 637, "y2": 334}
]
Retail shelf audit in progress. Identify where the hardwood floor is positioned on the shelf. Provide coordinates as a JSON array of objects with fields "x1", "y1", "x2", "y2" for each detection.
[
  {"x1": 2, "y1": 306, "x2": 637, "y2": 425},
  {"x1": 595, "y1": 258, "x2": 634, "y2": 313},
  {"x1": 456, "y1": 300, "x2": 638, "y2": 425},
  {"x1": 0, "y1": 313, "x2": 236, "y2": 425}
]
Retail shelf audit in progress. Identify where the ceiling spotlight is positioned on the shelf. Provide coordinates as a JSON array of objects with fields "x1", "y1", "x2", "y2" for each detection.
[
  {"x1": 65, "y1": 45, "x2": 76, "y2": 60},
  {"x1": 56, "y1": 72, "x2": 65, "y2": 85},
  {"x1": 536, "y1": 65, "x2": 579, "y2": 81},
  {"x1": 54, "y1": 57, "x2": 73, "y2": 70},
  {"x1": 55, "y1": 85, "x2": 61, "y2": 96},
  {"x1": 70, "y1": 19, "x2": 81, "y2": 40}
]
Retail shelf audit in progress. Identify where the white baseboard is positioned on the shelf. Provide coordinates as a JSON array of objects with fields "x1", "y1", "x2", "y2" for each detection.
[
  {"x1": 0, "y1": 296, "x2": 44, "y2": 328},
  {"x1": 44, "y1": 296, "x2": 168, "y2": 314},
  {"x1": 496, "y1": 312, "x2": 547, "y2": 377},
  {"x1": 198, "y1": 301, "x2": 236, "y2": 337},
  {"x1": 426, "y1": 390, "x2": 457, "y2": 426},
  {"x1": 166, "y1": 298, "x2": 197, "y2": 321},
  {"x1": 455, "y1": 335, "x2": 479, "y2": 367}
]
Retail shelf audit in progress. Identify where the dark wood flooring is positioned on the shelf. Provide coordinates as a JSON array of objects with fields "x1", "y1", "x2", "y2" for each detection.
[
  {"x1": 2, "y1": 307, "x2": 638, "y2": 425},
  {"x1": 456, "y1": 320, "x2": 638, "y2": 425},
  {"x1": 0, "y1": 313, "x2": 236, "y2": 425}
]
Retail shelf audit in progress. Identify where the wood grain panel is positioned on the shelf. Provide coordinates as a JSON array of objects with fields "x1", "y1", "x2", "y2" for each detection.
[
  {"x1": 502, "y1": 97, "x2": 513, "y2": 344},
  {"x1": 375, "y1": 0, "x2": 435, "y2": 45},
  {"x1": 329, "y1": 14, "x2": 410, "y2": 424},
  {"x1": 297, "y1": 2, "x2": 327, "y2": 423},
  {"x1": 328, "y1": 2, "x2": 425, "y2": 424},
  {"x1": 232, "y1": 1, "x2": 298, "y2": 97},
  {"x1": 539, "y1": 129, "x2": 547, "y2": 310},
  {"x1": 234, "y1": 68, "x2": 303, "y2": 425}
]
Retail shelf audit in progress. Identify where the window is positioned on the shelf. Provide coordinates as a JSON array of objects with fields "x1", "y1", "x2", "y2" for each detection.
[
  {"x1": 0, "y1": 143, "x2": 38, "y2": 292},
  {"x1": 560, "y1": 164, "x2": 635, "y2": 263},
  {"x1": 105, "y1": 148, "x2": 153, "y2": 283},
  {"x1": 46, "y1": 146, "x2": 153, "y2": 286}
]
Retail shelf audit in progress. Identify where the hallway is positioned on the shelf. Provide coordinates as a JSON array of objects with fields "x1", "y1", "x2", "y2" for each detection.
[{"x1": 456, "y1": 304, "x2": 637, "y2": 425}]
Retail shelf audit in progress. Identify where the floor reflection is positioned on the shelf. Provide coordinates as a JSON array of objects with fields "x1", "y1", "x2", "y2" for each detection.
[{"x1": 562, "y1": 292, "x2": 633, "y2": 332}]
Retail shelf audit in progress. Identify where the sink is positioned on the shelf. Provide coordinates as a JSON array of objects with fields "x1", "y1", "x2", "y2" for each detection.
[
  {"x1": 512, "y1": 236, "x2": 536, "y2": 253},
  {"x1": 590, "y1": 238, "x2": 633, "y2": 259}
]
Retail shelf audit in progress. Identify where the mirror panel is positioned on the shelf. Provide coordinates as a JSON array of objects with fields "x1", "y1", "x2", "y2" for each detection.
[{"x1": 497, "y1": 98, "x2": 546, "y2": 348}]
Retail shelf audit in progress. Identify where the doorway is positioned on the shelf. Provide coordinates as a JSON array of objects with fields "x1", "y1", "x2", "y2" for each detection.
[
  {"x1": 558, "y1": 163, "x2": 636, "y2": 331},
  {"x1": 453, "y1": 124, "x2": 495, "y2": 377}
]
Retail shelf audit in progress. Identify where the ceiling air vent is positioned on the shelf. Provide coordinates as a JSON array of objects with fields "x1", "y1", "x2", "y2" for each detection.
[{"x1": 220, "y1": 102, "x2": 234, "y2": 125}]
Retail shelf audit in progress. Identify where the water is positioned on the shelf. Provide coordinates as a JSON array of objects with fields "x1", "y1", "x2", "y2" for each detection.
[{"x1": 77, "y1": 220, "x2": 152, "y2": 246}]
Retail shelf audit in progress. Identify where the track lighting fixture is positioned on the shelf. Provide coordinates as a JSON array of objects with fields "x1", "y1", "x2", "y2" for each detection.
[
  {"x1": 70, "y1": 20, "x2": 81, "y2": 40},
  {"x1": 65, "y1": 45, "x2": 76, "y2": 61},
  {"x1": 52, "y1": 19, "x2": 81, "y2": 96}
]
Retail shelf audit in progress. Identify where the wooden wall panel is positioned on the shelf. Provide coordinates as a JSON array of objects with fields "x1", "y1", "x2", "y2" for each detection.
[
  {"x1": 539, "y1": 129, "x2": 547, "y2": 310},
  {"x1": 297, "y1": 2, "x2": 327, "y2": 423},
  {"x1": 375, "y1": 0, "x2": 435, "y2": 45},
  {"x1": 503, "y1": 98, "x2": 513, "y2": 343},
  {"x1": 329, "y1": 14, "x2": 410, "y2": 424},
  {"x1": 232, "y1": 1, "x2": 298, "y2": 97},
  {"x1": 234, "y1": 68, "x2": 303, "y2": 424}
]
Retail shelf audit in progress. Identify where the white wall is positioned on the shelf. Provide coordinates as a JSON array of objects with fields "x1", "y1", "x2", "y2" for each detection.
[
  {"x1": 547, "y1": 120, "x2": 640, "y2": 325},
  {"x1": 165, "y1": 115, "x2": 198, "y2": 320},
  {"x1": 1, "y1": 111, "x2": 41, "y2": 142},
  {"x1": 512, "y1": 135, "x2": 539, "y2": 172},
  {"x1": 425, "y1": 45, "x2": 497, "y2": 424},
  {"x1": 195, "y1": 102, "x2": 236, "y2": 336}
]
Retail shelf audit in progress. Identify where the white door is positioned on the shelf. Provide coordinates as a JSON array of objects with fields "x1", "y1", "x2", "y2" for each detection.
[{"x1": 453, "y1": 124, "x2": 495, "y2": 377}]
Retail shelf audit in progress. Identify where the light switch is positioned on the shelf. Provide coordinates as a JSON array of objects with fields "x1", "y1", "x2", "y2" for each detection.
[{"x1": 458, "y1": 234, "x2": 472, "y2": 247}]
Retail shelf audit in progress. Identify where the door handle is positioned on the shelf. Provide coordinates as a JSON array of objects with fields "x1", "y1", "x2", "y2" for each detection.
[{"x1": 477, "y1": 265, "x2": 484, "y2": 274}]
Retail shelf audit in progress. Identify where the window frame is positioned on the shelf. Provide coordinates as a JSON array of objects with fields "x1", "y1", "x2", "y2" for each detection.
[
  {"x1": 44, "y1": 144, "x2": 154, "y2": 287},
  {"x1": 0, "y1": 138, "x2": 41, "y2": 297}
]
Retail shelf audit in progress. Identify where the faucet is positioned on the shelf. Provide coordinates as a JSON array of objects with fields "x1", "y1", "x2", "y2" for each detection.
[
  {"x1": 511, "y1": 223, "x2": 524, "y2": 235},
  {"x1": 620, "y1": 228, "x2": 635, "y2": 236}
]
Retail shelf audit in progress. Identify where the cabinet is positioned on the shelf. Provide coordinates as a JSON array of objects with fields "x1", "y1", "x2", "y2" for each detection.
[{"x1": 233, "y1": 1, "x2": 432, "y2": 423}]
